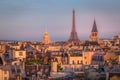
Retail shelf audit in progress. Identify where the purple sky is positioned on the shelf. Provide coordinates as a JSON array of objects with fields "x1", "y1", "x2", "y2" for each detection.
[{"x1": 0, "y1": 0, "x2": 120, "y2": 41}]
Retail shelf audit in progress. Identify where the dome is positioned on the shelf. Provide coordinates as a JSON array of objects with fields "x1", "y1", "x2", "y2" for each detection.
[{"x1": 42, "y1": 31, "x2": 51, "y2": 44}]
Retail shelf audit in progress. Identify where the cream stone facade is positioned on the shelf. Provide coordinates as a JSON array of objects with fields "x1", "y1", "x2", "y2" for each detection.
[
  {"x1": 83, "y1": 51, "x2": 95, "y2": 65},
  {"x1": 10, "y1": 45, "x2": 21, "y2": 50},
  {"x1": 119, "y1": 55, "x2": 120, "y2": 64},
  {"x1": 56, "y1": 56, "x2": 62, "y2": 64},
  {"x1": 51, "y1": 61, "x2": 57, "y2": 72},
  {"x1": 118, "y1": 34, "x2": 120, "y2": 39},
  {"x1": 0, "y1": 68, "x2": 9, "y2": 80},
  {"x1": 47, "y1": 46, "x2": 61, "y2": 51},
  {"x1": 0, "y1": 64, "x2": 23, "y2": 80},
  {"x1": 55, "y1": 54, "x2": 83, "y2": 65},
  {"x1": 0, "y1": 44, "x2": 6, "y2": 52},
  {"x1": 13, "y1": 50, "x2": 26, "y2": 60},
  {"x1": 69, "y1": 56, "x2": 83, "y2": 64},
  {"x1": 104, "y1": 51, "x2": 117, "y2": 61}
]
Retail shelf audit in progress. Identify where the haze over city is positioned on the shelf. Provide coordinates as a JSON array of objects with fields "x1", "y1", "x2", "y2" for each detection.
[{"x1": 0, "y1": 0, "x2": 120, "y2": 41}]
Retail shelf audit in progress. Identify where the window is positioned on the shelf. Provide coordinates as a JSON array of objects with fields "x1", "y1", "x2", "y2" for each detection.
[
  {"x1": 11, "y1": 68, "x2": 16, "y2": 74},
  {"x1": 4, "y1": 70, "x2": 7, "y2": 74},
  {"x1": 4, "y1": 54, "x2": 9, "y2": 60},
  {"x1": 97, "y1": 56, "x2": 99, "y2": 60},
  {"x1": 77, "y1": 60, "x2": 79, "y2": 64},
  {"x1": 100, "y1": 56, "x2": 103, "y2": 61},
  {"x1": 81, "y1": 60, "x2": 83, "y2": 64},
  {"x1": 86, "y1": 62, "x2": 87, "y2": 64},
  {"x1": 17, "y1": 69, "x2": 21, "y2": 73},
  {"x1": 72, "y1": 61, "x2": 75, "y2": 64},
  {"x1": 19, "y1": 52, "x2": 23, "y2": 56},
  {"x1": 4, "y1": 77, "x2": 7, "y2": 80}
]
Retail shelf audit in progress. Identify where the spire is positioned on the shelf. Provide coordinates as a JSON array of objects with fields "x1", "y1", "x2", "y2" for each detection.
[
  {"x1": 89, "y1": 19, "x2": 99, "y2": 42},
  {"x1": 68, "y1": 9, "x2": 79, "y2": 41},
  {"x1": 92, "y1": 19, "x2": 98, "y2": 32},
  {"x1": 72, "y1": 8, "x2": 76, "y2": 32},
  {"x1": 45, "y1": 27, "x2": 48, "y2": 34}
]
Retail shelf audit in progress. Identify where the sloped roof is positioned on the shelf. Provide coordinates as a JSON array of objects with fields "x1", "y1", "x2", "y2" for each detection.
[{"x1": 92, "y1": 19, "x2": 98, "y2": 32}]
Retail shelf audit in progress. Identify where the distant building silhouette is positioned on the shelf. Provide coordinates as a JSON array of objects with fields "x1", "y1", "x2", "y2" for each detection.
[{"x1": 68, "y1": 9, "x2": 79, "y2": 42}]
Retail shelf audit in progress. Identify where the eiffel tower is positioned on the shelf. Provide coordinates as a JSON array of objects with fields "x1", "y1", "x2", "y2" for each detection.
[{"x1": 68, "y1": 9, "x2": 79, "y2": 42}]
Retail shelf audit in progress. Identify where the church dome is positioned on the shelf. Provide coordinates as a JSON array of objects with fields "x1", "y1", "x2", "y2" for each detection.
[{"x1": 42, "y1": 31, "x2": 51, "y2": 44}]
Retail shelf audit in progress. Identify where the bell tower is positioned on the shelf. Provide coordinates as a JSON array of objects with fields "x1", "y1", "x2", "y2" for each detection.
[{"x1": 89, "y1": 19, "x2": 99, "y2": 42}]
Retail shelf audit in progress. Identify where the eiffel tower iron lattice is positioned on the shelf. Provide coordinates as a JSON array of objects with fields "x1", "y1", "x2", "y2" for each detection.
[{"x1": 68, "y1": 9, "x2": 79, "y2": 42}]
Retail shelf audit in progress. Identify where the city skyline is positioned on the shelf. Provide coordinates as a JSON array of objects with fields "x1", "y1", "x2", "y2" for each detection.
[{"x1": 0, "y1": 0, "x2": 120, "y2": 41}]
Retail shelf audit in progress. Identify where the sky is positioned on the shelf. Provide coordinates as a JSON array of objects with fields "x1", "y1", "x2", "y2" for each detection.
[{"x1": 0, "y1": 0, "x2": 120, "y2": 41}]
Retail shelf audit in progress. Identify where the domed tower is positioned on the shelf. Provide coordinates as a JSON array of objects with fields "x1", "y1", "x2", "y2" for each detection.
[{"x1": 42, "y1": 30, "x2": 51, "y2": 44}]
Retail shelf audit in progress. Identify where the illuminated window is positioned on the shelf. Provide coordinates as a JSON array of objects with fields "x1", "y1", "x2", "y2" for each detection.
[{"x1": 19, "y1": 52, "x2": 23, "y2": 56}]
